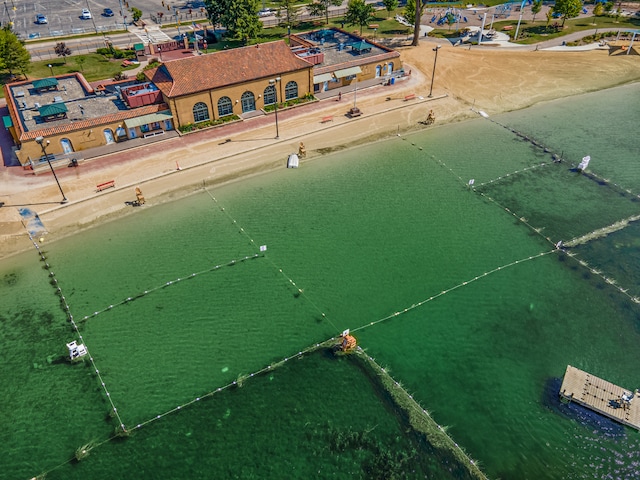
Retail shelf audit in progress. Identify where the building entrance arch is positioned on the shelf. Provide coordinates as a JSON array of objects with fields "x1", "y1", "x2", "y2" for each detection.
[{"x1": 241, "y1": 91, "x2": 256, "y2": 113}]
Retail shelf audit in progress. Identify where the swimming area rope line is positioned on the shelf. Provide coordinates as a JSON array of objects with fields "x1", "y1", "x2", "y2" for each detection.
[
  {"x1": 79, "y1": 252, "x2": 263, "y2": 323},
  {"x1": 203, "y1": 187, "x2": 339, "y2": 333},
  {"x1": 25, "y1": 233, "x2": 127, "y2": 434},
  {"x1": 351, "y1": 249, "x2": 556, "y2": 334}
]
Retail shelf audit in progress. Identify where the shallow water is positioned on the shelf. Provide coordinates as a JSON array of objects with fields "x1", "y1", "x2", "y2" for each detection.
[{"x1": 2, "y1": 82, "x2": 639, "y2": 480}]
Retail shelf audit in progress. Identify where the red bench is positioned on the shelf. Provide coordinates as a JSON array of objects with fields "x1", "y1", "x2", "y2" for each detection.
[
  {"x1": 404, "y1": 94, "x2": 416, "y2": 101},
  {"x1": 321, "y1": 115, "x2": 333, "y2": 123},
  {"x1": 96, "y1": 180, "x2": 115, "y2": 192}
]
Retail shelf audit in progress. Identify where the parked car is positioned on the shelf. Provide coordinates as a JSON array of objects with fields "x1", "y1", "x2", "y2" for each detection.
[
  {"x1": 258, "y1": 8, "x2": 273, "y2": 17},
  {"x1": 81, "y1": 8, "x2": 92, "y2": 19},
  {"x1": 103, "y1": 8, "x2": 114, "y2": 17},
  {"x1": 35, "y1": 13, "x2": 48, "y2": 24}
]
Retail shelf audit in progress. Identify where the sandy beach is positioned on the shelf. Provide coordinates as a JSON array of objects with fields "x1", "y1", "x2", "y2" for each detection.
[{"x1": 1, "y1": 41, "x2": 639, "y2": 259}]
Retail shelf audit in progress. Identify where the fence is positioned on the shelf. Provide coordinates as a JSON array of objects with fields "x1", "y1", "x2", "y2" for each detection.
[{"x1": 261, "y1": 8, "x2": 349, "y2": 28}]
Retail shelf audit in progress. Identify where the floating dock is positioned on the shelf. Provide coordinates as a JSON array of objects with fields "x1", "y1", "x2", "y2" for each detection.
[{"x1": 559, "y1": 365, "x2": 640, "y2": 430}]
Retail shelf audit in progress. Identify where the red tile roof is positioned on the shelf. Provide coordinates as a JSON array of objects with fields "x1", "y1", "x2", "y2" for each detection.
[
  {"x1": 20, "y1": 104, "x2": 169, "y2": 141},
  {"x1": 144, "y1": 40, "x2": 313, "y2": 98}
]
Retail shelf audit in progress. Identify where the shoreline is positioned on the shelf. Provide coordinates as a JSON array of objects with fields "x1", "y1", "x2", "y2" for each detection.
[{"x1": 1, "y1": 42, "x2": 639, "y2": 260}]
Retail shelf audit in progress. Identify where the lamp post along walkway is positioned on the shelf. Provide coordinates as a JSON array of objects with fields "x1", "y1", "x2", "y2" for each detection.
[
  {"x1": 36, "y1": 136, "x2": 68, "y2": 204},
  {"x1": 429, "y1": 45, "x2": 441, "y2": 98},
  {"x1": 269, "y1": 77, "x2": 280, "y2": 139}
]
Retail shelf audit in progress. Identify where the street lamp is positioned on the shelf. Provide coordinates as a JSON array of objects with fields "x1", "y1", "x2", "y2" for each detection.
[
  {"x1": 269, "y1": 77, "x2": 281, "y2": 139},
  {"x1": 174, "y1": 7, "x2": 181, "y2": 35},
  {"x1": 86, "y1": 0, "x2": 98, "y2": 34},
  {"x1": 35, "y1": 136, "x2": 67, "y2": 204},
  {"x1": 428, "y1": 45, "x2": 441, "y2": 98},
  {"x1": 48, "y1": 64, "x2": 53, "y2": 76}
]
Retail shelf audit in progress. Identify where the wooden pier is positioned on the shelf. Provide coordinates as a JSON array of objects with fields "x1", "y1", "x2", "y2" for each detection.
[{"x1": 559, "y1": 365, "x2": 640, "y2": 430}]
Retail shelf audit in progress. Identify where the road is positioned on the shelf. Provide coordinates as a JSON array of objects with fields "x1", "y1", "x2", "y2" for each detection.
[{"x1": 2, "y1": 0, "x2": 207, "y2": 41}]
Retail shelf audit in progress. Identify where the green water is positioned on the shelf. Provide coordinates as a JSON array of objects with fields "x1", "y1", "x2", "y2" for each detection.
[{"x1": 2, "y1": 83, "x2": 639, "y2": 480}]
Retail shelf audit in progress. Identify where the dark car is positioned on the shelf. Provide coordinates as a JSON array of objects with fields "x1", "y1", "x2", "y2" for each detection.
[{"x1": 103, "y1": 8, "x2": 114, "y2": 17}]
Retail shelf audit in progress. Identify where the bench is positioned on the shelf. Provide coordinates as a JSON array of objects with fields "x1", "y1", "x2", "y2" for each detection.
[
  {"x1": 321, "y1": 115, "x2": 333, "y2": 123},
  {"x1": 96, "y1": 180, "x2": 115, "y2": 192},
  {"x1": 143, "y1": 130, "x2": 165, "y2": 138},
  {"x1": 404, "y1": 94, "x2": 416, "y2": 101}
]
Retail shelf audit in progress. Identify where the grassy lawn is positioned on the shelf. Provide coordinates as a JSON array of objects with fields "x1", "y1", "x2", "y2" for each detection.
[
  {"x1": 428, "y1": 14, "x2": 640, "y2": 43},
  {"x1": 30, "y1": 54, "x2": 139, "y2": 81},
  {"x1": 0, "y1": 54, "x2": 140, "y2": 98},
  {"x1": 514, "y1": 15, "x2": 640, "y2": 44}
]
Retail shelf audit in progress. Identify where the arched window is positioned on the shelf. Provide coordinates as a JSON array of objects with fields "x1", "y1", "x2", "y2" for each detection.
[
  {"x1": 284, "y1": 81, "x2": 298, "y2": 101},
  {"x1": 241, "y1": 91, "x2": 256, "y2": 113},
  {"x1": 60, "y1": 138, "x2": 74, "y2": 153},
  {"x1": 103, "y1": 129, "x2": 115, "y2": 144},
  {"x1": 193, "y1": 102, "x2": 210, "y2": 123},
  {"x1": 263, "y1": 84, "x2": 277, "y2": 106},
  {"x1": 375, "y1": 65, "x2": 381, "y2": 78},
  {"x1": 388, "y1": 62, "x2": 394, "y2": 74},
  {"x1": 218, "y1": 96, "x2": 233, "y2": 117}
]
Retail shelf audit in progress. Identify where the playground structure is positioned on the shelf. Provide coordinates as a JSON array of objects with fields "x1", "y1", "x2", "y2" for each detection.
[{"x1": 495, "y1": 2, "x2": 514, "y2": 18}]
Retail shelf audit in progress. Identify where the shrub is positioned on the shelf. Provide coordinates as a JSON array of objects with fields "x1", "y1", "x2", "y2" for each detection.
[
  {"x1": 263, "y1": 94, "x2": 316, "y2": 112},
  {"x1": 178, "y1": 115, "x2": 240, "y2": 132}
]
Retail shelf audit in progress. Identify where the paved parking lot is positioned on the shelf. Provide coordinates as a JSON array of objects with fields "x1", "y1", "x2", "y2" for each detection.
[{"x1": 2, "y1": 0, "x2": 206, "y2": 40}]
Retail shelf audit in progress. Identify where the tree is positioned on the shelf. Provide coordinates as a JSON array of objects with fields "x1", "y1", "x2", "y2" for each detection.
[
  {"x1": 55, "y1": 42, "x2": 72, "y2": 64},
  {"x1": 206, "y1": 0, "x2": 261, "y2": 41},
  {"x1": 593, "y1": 2, "x2": 604, "y2": 16},
  {"x1": 404, "y1": 0, "x2": 416, "y2": 21},
  {"x1": 382, "y1": 0, "x2": 398, "y2": 18},
  {"x1": 222, "y1": 0, "x2": 262, "y2": 42},
  {"x1": 0, "y1": 27, "x2": 31, "y2": 78},
  {"x1": 275, "y1": 0, "x2": 300, "y2": 29},
  {"x1": 345, "y1": 0, "x2": 375, "y2": 34},
  {"x1": 551, "y1": 0, "x2": 581, "y2": 26},
  {"x1": 308, "y1": 0, "x2": 343, "y2": 25},
  {"x1": 531, "y1": 0, "x2": 542, "y2": 22},
  {"x1": 445, "y1": 11, "x2": 456, "y2": 30},
  {"x1": 204, "y1": 0, "x2": 226, "y2": 30},
  {"x1": 131, "y1": 7, "x2": 143, "y2": 22},
  {"x1": 407, "y1": 0, "x2": 427, "y2": 46}
]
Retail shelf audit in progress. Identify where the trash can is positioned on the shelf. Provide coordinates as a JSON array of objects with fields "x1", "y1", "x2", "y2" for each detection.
[{"x1": 390, "y1": 77, "x2": 395, "y2": 85}]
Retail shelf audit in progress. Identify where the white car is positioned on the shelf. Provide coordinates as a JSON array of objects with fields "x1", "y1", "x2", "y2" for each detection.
[
  {"x1": 258, "y1": 8, "x2": 273, "y2": 17},
  {"x1": 81, "y1": 8, "x2": 92, "y2": 19}
]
